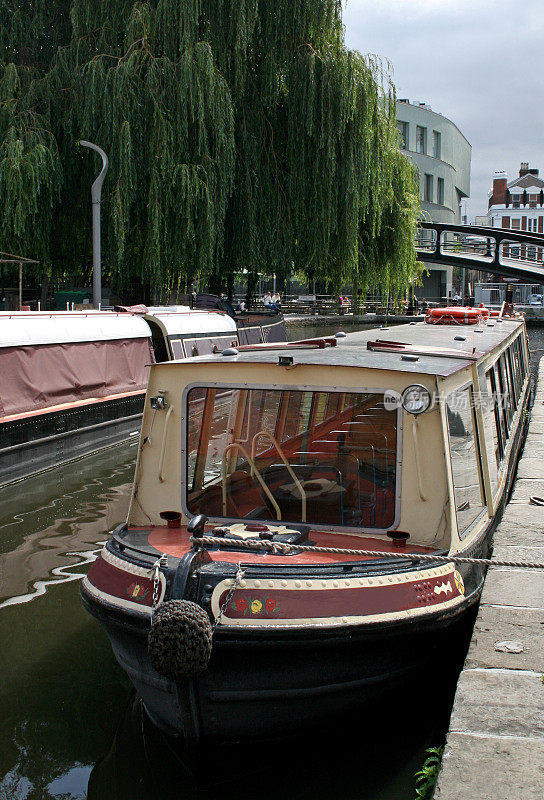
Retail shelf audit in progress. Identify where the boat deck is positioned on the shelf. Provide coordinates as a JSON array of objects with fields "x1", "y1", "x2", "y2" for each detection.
[{"x1": 125, "y1": 525, "x2": 439, "y2": 566}]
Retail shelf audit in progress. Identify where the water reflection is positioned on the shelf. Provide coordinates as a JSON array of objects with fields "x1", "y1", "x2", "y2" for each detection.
[
  {"x1": 88, "y1": 688, "x2": 452, "y2": 800},
  {"x1": 0, "y1": 444, "x2": 137, "y2": 800},
  {"x1": 0, "y1": 442, "x2": 136, "y2": 605}
]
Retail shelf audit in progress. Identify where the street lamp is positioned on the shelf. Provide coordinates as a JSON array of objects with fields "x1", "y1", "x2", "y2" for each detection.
[{"x1": 79, "y1": 140, "x2": 109, "y2": 309}]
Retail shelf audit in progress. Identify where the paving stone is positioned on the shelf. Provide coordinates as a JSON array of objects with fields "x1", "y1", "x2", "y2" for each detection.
[
  {"x1": 480, "y1": 568, "x2": 544, "y2": 608},
  {"x1": 499, "y1": 503, "x2": 544, "y2": 529},
  {"x1": 449, "y1": 669, "x2": 544, "y2": 738},
  {"x1": 518, "y1": 458, "x2": 544, "y2": 480},
  {"x1": 529, "y1": 408, "x2": 544, "y2": 424},
  {"x1": 492, "y1": 544, "x2": 544, "y2": 564},
  {"x1": 464, "y1": 605, "x2": 544, "y2": 671},
  {"x1": 493, "y1": 525, "x2": 544, "y2": 547},
  {"x1": 526, "y1": 421, "x2": 544, "y2": 435},
  {"x1": 434, "y1": 732, "x2": 544, "y2": 800},
  {"x1": 523, "y1": 431, "x2": 544, "y2": 447}
]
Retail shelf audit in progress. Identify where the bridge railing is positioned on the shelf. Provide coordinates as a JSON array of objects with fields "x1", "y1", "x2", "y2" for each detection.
[{"x1": 415, "y1": 222, "x2": 544, "y2": 282}]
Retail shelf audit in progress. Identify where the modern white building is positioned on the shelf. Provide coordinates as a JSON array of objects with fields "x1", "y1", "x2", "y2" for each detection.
[{"x1": 396, "y1": 99, "x2": 472, "y2": 300}]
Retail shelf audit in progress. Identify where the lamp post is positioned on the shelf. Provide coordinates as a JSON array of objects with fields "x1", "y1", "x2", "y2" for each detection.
[{"x1": 80, "y1": 140, "x2": 109, "y2": 310}]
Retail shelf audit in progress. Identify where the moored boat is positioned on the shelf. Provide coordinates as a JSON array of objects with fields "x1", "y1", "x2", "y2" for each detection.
[
  {"x1": 0, "y1": 304, "x2": 285, "y2": 486},
  {"x1": 81, "y1": 313, "x2": 531, "y2": 743}
]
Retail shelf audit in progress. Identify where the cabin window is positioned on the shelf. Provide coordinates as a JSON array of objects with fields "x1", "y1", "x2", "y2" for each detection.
[
  {"x1": 518, "y1": 333, "x2": 529, "y2": 378},
  {"x1": 505, "y1": 347, "x2": 518, "y2": 411},
  {"x1": 486, "y1": 368, "x2": 504, "y2": 465},
  {"x1": 509, "y1": 340, "x2": 522, "y2": 401},
  {"x1": 480, "y1": 374, "x2": 499, "y2": 497},
  {"x1": 499, "y1": 353, "x2": 514, "y2": 429},
  {"x1": 170, "y1": 338, "x2": 184, "y2": 359},
  {"x1": 186, "y1": 387, "x2": 399, "y2": 529},
  {"x1": 446, "y1": 387, "x2": 486, "y2": 537},
  {"x1": 493, "y1": 361, "x2": 509, "y2": 445}
]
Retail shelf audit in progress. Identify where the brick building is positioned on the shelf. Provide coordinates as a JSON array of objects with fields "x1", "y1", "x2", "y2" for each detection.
[{"x1": 487, "y1": 163, "x2": 544, "y2": 261}]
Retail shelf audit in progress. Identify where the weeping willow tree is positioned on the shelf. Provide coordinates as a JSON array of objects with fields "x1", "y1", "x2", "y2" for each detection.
[{"x1": 0, "y1": 0, "x2": 420, "y2": 300}]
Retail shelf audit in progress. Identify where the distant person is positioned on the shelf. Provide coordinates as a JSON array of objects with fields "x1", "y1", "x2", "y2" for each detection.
[
  {"x1": 420, "y1": 298, "x2": 428, "y2": 313},
  {"x1": 236, "y1": 299, "x2": 246, "y2": 312},
  {"x1": 272, "y1": 292, "x2": 281, "y2": 308},
  {"x1": 263, "y1": 291, "x2": 273, "y2": 307}
]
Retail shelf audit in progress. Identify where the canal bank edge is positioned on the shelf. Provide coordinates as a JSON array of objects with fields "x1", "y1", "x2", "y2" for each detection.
[{"x1": 433, "y1": 357, "x2": 544, "y2": 799}]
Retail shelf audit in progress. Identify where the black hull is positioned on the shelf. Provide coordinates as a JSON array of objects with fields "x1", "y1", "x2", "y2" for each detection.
[
  {"x1": 81, "y1": 578, "x2": 478, "y2": 745},
  {"x1": 0, "y1": 393, "x2": 145, "y2": 487}
]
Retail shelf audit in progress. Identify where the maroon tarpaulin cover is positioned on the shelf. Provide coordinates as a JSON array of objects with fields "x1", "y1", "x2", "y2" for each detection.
[{"x1": 0, "y1": 337, "x2": 155, "y2": 418}]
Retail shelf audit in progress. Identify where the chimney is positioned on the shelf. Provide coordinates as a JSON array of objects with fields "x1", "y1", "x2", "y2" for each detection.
[
  {"x1": 519, "y1": 162, "x2": 539, "y2": 177},
  {"x1": 490, "y1": 171, "x2": 507, "y2": 208}
]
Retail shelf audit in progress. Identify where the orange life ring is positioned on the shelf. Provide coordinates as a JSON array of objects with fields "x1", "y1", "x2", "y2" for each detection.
[{"x1": 425, "y1": 306, "x2": 485, "y2": 325}]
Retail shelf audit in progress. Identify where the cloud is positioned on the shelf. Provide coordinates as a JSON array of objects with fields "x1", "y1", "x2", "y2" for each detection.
[{"x1": 343, "y1": 0, "x2": 544, "y2": 216}]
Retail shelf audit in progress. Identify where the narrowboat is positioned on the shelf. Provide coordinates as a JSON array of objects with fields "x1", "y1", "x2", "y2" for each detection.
[
  {"x1": 81, "y1": 312, "x2": 531, "y2": 743},
  {"x1": 0, "y1": 304, "x2": 284, "y2": 487}
]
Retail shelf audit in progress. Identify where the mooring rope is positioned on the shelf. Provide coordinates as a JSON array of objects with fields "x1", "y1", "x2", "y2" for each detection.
[{"x1": 190, "y1": 535, "x2": 544, "y2": 570}]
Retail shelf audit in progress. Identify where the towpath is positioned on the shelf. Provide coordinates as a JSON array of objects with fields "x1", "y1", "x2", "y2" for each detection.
[{"x1": 434, "y1": 358, "x2": 544, "y2": 799}]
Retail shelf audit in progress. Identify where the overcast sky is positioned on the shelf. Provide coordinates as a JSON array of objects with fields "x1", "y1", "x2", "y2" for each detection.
[{"x1": 343, "y1": 0, "x2": 544, "y2": 219}]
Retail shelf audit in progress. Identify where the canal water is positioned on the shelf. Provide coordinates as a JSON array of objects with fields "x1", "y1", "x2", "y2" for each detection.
[{"x1": 1, "y1": 322, "x2": 542, "y2": 800}]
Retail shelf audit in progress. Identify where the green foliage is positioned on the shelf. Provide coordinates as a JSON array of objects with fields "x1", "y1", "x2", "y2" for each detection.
[
  {"x1": 414, "y1": 746, "x2": 444, "y2": 800},
  {"x1": 0, "y1": 0, "x2": 420, "y2": 297}
]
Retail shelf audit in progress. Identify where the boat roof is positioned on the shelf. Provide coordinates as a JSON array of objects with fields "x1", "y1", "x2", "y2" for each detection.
[
  {"x1": 0, "y1": 311, "x2": 150, "y2": 347},
  {"x1": 144, "y1": 309, "x2": 237, "y2": 336},
  {"x1": 167, "y1": 318, "x2": 524, "y2": 378}
]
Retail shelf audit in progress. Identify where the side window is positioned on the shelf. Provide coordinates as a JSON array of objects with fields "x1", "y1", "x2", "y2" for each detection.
[
  {"x1": 446, "y1": 387, "x2": 486, "y2": 537},
  {"x1": 493, "y1": 361, "x2": 509, "y2": 444},
  {"x1": 510, "y1": 341, "x2": 521, "y2": 401},
  {"x1": 487, "y1": 368, "x2": 504, "y2": 464},
  {"x1": 506, "y1": 347, "x2": 518, "y2": 411},
  {"x1": 481, "y1": 371, "x2": 500, "y2": 495},
  {"x1": 499, "y1": 353, "x2": 513, "y2": 429}
]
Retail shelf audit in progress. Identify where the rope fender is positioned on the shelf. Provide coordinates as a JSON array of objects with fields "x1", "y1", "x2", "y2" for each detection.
[
  {"x1": 190, "y1": 535, "x2": 544, "y2": 570},
  {"x1": 148, "y1": 599, "x2": 212, "y2": 681}
]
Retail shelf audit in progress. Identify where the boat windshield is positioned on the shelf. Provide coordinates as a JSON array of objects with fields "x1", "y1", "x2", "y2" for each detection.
[{"x1": 186, "y1": 387, "x2": 398, "y2": 529}]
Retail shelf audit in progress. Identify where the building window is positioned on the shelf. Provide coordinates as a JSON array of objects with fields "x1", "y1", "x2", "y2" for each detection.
[
  {"x1": 437, "y1": 177, "x2": 444, "y2": 205},
  {"x1": 416, "y1": 126, "x2": 426, "y2": 154},
  {"x1": 513, "y1": 196, "x2": 521, "y2": 208},
  {"x1": 424, "y1": 173, "x2": 433, "y2": 202},
  {"x1": 432, "y1": 130, "x2": 441, "y2": 159},
  {"x1": 511, "y1": 218, "x2": 521, "y2": 230},
  {"x1": 528, "y1": 218, "x2": 538, "y2": 232},
  {"x1": 529, "y1": 193, "x2": 538, "y2": 208},
  {"x1": 398, "y1": 121, "x2": 408, "y2": 149}
]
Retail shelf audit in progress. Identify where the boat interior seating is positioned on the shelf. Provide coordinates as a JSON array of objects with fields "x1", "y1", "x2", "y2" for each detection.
[{"x1": 187, "y1": 386, "x2": 399, "y2": 530}]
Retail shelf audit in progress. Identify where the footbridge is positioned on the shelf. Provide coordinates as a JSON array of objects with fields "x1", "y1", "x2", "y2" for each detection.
[{"x1": 416, "y1": 222, "x2": 544, "y2": 283}]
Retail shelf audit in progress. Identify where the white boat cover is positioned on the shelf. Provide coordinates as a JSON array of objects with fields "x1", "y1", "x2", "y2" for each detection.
[
  {"x1": 0, "y1": 312, "x2": 150, "y2": 348},
  {"x1": 145, "y1": 310, "x2": 237, "y2": 337}
]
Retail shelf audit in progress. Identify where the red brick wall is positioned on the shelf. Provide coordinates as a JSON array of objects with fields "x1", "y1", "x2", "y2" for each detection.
[
  {"x1": 502, "y1": 216, "x2": 510, "y2": 228},
  {"x1": 491, "y1": 178, "x2": 508, "y2": 207}
]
